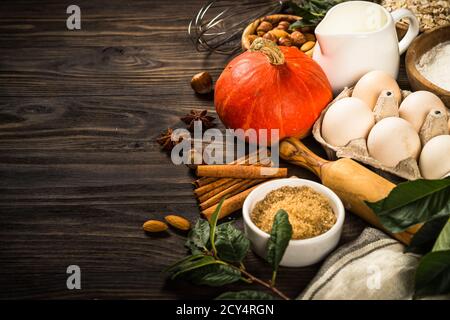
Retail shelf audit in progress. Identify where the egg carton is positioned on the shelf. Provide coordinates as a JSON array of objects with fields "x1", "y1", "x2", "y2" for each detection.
[{"x1": 312, "y1": 87, "x2": 450, "y2": 181}]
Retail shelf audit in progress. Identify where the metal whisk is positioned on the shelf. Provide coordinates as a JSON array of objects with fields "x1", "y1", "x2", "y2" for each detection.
[{"x1": 188, "y1": 0, "x2": 285, "y2": 55}]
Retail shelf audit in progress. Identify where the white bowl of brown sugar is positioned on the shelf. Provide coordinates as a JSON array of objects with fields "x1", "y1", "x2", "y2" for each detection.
[{"x1": 242, "y1": 178, "x2": 345, "y2": 267}]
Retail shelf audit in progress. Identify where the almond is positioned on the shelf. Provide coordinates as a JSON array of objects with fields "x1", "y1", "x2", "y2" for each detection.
[
  {"x1": 165, "y1": 215, "x2": 191, "y2": 231},
  {"x1": 305, "y1": 48, "x2": 314, "y2": 58},
  {"x1": 142, "y1": 220, "x2": 168, "y2": 233},
  {"x1": 300, "y1": 41, "x2": 315, "y2": 52}
]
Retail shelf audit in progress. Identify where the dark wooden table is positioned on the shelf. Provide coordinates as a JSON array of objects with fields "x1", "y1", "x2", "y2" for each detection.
[{"x1": 0, "y1": 0, "x2": 411, "y2": 299}]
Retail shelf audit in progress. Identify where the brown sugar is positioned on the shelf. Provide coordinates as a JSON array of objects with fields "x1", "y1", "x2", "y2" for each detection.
[{"x1": 251, "y1": 186, "x2": 336, "y2": 240}]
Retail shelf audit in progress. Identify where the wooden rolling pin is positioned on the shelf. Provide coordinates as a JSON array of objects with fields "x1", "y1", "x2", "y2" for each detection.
[{"x1": 279, "y1": 137, "x2": 420, "y2": 245}]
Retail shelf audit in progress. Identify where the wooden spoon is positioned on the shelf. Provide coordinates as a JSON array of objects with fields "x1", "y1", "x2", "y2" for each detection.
[{"x1": 280, "y1": 137, "x2": 420, "y2": 245}]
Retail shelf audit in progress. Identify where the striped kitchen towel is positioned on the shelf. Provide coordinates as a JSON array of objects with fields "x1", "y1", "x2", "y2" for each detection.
[{"x1": 298, "y1": 228, "x2": 421, "y2": 300}]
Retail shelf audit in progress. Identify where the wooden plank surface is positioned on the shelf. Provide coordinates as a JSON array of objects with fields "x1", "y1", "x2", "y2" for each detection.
[{"x1": 0, "y1": 0, "x2": 403, "y2": 299}]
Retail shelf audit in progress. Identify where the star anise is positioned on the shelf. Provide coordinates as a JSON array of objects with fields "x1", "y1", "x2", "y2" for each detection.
[
  {"x1": 180, "y1": 109, "x2": 216, "y2": 131},
  {"x1": 156, "y1": 128, "x2": 176, "y2": 152}
]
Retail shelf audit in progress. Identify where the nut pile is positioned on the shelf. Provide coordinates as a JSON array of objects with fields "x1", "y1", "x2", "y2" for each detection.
[
  {"x1": 382, "y1": 0, "x2": 450, "y2": 31},
  {"x1": 247, "y1": 17, "x2": 316, "y2": 57}
]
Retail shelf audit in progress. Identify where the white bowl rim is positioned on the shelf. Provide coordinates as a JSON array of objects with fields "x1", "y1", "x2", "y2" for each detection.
[{"x1": 242, "y1": 178, "x2": 345, "y2": 245}]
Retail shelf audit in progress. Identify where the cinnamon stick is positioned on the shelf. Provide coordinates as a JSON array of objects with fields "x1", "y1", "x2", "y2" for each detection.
[
  {"x1": 194, "y1": 178, "x2": 235, "y2": 198},
  {"x1": 194, "y1": 177, "x2": 217, "y2": 188},
  {"x1": 197, "y1": 179, "x2": 241, "y2": 203},
  {"x1": 199, "y1": 179, "x2": 264, "y2": 210},
  {"x1": 196, "y1": 165, "x2": 287, "y2": 179},
  {"x1": 193, "y1": 153, "x2": 252, "y2": 187},
  {"x1": 193, "y1": 151, "x2": 271, "y2": 187},
  {"x1": 194, "y1": 159, "x2": 271, "y2": 197},
  {"x1": 202, "y1": 182, "x2": 266, "y2": 220}
]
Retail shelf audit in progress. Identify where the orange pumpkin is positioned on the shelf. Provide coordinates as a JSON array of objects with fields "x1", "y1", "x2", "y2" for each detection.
[{"x1": 214, "y1": 38, "x2": 332, "y2": 143}]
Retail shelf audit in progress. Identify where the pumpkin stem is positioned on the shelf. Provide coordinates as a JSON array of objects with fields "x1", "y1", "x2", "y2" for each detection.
[{"x1": 249, "y1": 38, "x2": 285, "y2": 65}]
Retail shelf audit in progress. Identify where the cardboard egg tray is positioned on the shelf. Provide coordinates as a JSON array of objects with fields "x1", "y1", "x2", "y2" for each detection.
[{"x1": 312, "y1": 87, "x2": 450, "y2": 181}]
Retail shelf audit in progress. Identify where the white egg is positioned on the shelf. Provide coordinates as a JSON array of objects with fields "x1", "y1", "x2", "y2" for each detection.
[
  {"x1": 367, "y1": 117, "x2": 421, "y2": 167},
  {"x1": 352, "y1": 70, "x2": 402, "y2": 110},
  {"x1": 419, "y1": 135, "x2": 450, "y2": 179},
  {"x1": 322, "y1": 97, "x2": 375, "y2": 147},
  {"x1": 399, "y1": 91, "x2": 448, "y2": 132}
]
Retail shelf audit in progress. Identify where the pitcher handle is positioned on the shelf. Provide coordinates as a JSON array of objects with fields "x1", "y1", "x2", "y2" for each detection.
[{"x1": 391, "y1": 8, "x2": 419, "y2": 55}]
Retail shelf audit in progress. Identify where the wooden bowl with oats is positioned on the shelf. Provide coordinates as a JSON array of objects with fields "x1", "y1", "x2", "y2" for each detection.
[{"x1": 405, "y1": 25, "x2": 450, "y2": 107}]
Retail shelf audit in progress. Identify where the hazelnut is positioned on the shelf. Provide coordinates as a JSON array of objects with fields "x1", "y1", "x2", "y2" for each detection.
[
  {"x1": 257, "y1": 30, "x2": 266, "y2": 37},
  {"x1": 276, "y1": 20, "x2": 290, "y2": 31},
  {"x1": 290, "y1": 31, "x2": 306, "y2": 47},
  {"x1": 300, "y1": 26, "x2": 314, "y2": 33},
  {"x1": 247, "y1": 34, "x2": 258, "y2": 45},
  {"x1": 191, "y1": 72, "x2": 213, "y2": 94},
  {"x1": 257, "y1": 21, "x2": 273, "y2": 33},
  {"x1": 263, "y1": 32, "x2": 277, "y2": 43},
  {"x1": 305, "y1": 33, "x2": 316, "y2": 42},
  {"x1": 278, "y1": 36, "x2": 292, "y2": 47}
]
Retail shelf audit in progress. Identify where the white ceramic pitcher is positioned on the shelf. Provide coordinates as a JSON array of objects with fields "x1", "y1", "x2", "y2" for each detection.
[{"x1": 313, "y1": 1, "x2": 419, "y2": 94}]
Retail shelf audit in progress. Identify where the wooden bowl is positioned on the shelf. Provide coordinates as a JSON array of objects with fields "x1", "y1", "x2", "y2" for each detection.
[
  {"x1": 405, "y1": 25, "x2": 450, "y2": 107},
  {"x1": 241, "y1": 14, "x2": 302, "y2": 51}
]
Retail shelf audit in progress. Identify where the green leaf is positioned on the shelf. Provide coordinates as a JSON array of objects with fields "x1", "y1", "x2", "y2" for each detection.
[
  {"x1": 215, "y1": 222, "x2": 250, "y2": 263},
  {"x1": 216, "y1": 290, "x2": 275, "y2": 300},
  {"x1": 185, "y1": 219, "x2": 210, "y2": 254},
  {"x1": 309, "y1": 0, "x2": 335, "y2": 11},
  {"x1": 170, "y1": 255, "x2": 218, "y2": 279},
  {"x1": 209, "y1": 197, "x2": 226, "y2": 256},
  {"x1": 185, "y1": 241, "x2": 203, "y2": 255},
  {"x1": 366, "y1": 178, "x2": 450, "y2": 233},
  {"x1": 416, "y1": 219, "x2": 450, "y2": 296},
  {"x1": 288, "y1": 1, "x2": 318, "y2": 22},
  {"x1": 415, "y1": 250, "x2": 450, "y2": 297},
  {"x1": 433, "y1": 218, "x2": 450, "y2": 252},
  {"x1": 266, "y1": 210, "x2": 292, "y2": 275},
  {"x1": 164, "y1": 254, "x2": 205, "y2": 273},
  {"x1": 182, "y1": 263, "x2": 241, "y2": 287},
  {"x1": 287, "y1": 0, "x2": 345, "y2": 29},
  {"x1": 406, "y1": 217, "x2": 448, "y2": 254},
  {"x1": 289, "y1": 19, "x2": 317, "y2": 30}
]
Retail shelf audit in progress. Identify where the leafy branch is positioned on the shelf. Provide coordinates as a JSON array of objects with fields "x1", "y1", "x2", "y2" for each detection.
[
  {"x1": 166, "y1": 198, "x2": 293, "y2": 300},
  {"x1": 286, "y1": 1, "x2": 381, "y2": 30},
  {"x1": 287, "y1": 0, "x2": 347, "y2": 29},
  {"x1": 366, "y1": 178, "x2": 450, "y2": 298}
]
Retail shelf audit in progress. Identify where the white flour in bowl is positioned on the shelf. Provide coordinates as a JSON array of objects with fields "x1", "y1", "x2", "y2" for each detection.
[{"x1": 416, "y1": 41, "x2": 450, "y2": 91}]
